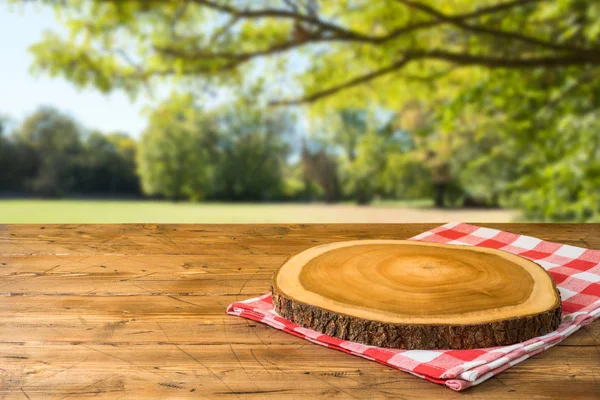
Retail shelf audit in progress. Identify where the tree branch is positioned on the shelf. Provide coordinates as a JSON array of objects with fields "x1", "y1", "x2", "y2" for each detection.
[
  {"x1": 154, "y1": 38, "x2": 318, "y2": 62},
  {"x1": 270, "y1": 57, "x2": 412, "y2": 106},
  {"x1": 158, "y1": 0, "x2": 553, "y2": 65},
  {"x1": 191, "y1": 0, "x2": 547, "y2": 45},
  {"x1": 190, "y1": 0, "x2": 372, "y2": 41},
  {"x1": 414, "y1": 49, "x2": 600, "y2": 67},
  {"x1": 195, "y1": 0, "x2": 529, "y2": 46},
  {"x1": 378, "y1": 0, "x2": 546, "y2": 43},
  {"x1": 170, "y1": 0, "x2": 191, "y2": 39},
  {"x1": 156, "y1": 0, "x2": 550, "y2": 64},
  {"x1": 271, "y1": 49, "x2": 600, "y2": 106},
  {"x1": 394, "y1": 0, "x2": 592, "y2": 54},
  {"x1": 209, "y1": 15, "x2": 240, "y2": 44},
  {"x1": 398, "y1": 66, "x2": 459, "y2": 83},
  {"x1": 150, "y1": 1, "x2": 600, "y2": 107}
]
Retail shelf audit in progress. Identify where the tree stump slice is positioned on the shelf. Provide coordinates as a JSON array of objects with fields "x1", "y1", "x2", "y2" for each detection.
[{"x1": 272, "y1": 240, "x2": 561, "y2": 350}]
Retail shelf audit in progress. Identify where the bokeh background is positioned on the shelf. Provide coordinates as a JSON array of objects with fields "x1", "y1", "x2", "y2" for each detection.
[{"x1": 1, "y1": 1, "x2": 598, "y2": 223}]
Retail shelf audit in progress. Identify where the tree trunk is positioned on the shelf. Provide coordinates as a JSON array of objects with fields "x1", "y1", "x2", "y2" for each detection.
[
  {"x1": 272, "y1": 240, "x2": 561, "y2": 350},
  {"x1": 433, "y1": 183, "x2": 446, "y2": 208},
  {"x1": 355, "y1": 183, "x2": 369, "y2": 205}
]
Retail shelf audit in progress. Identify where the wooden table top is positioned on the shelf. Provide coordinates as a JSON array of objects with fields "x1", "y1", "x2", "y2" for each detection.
[{"x1": 0, "y1": 223, "x2": 598, "y2": 399}]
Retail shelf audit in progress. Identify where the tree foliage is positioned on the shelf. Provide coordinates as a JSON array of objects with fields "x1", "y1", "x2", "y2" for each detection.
[
  {"x1": 137, "y1": 94, "x2": 293, "y2": 201},
  {"x1": 20, "y1": 0, "x2": 600, "y2": 219},
  {"x1": 14, "y1": 107, "x2": 82, "y2": 196},
  {"x1": 300, "y1": 140, "x2": 342, "y2": 203},
  {"x1": 212, "y1": 107, "x2": 293, "y2": 201},
  {"x1": 0, "y1": 107, "x2": 141, "y2": 198},
  {"x1": 27, "y1": 1, "x2": 600, "y2": 104},
  {"x1": 441, "y1": 67, "x2": 600, "y2": 220},
  {"x1": 316, "y1": 110, "x2": 395, "y2": 204},
  {"x1": 137, "y1": 94, "x2": 215, "y2": 200},
  {"x1": 75, "y1": 131, "x2": 140, "y2": 195}
]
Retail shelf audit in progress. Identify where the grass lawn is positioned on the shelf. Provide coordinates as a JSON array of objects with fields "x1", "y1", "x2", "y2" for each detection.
[{"x1": 0, "y1": 199, "x2": 517, "y2": 223}]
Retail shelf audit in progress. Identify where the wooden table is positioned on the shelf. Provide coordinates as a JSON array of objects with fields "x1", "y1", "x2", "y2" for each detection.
[{"x1": 0, "y1": 224, "x2": 598, "y2": 399}]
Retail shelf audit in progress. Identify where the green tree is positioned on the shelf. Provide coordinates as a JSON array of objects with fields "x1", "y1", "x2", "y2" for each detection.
[
  {"x1": 212, "y1": 107, "x2": 292, "y2": 201},
  {"x1": 317, "y1": 109, "x2": 389, "y2": 204},
  {"x1": 300, "y1": 139, "x2": 341, "y2": 203},
  {"x1": 24, "y1": 1, "x2": 600, "y2": 219},
  {"x1": 137, "y1": 95, "x2": 216, "y2": 201},
  {"x1": 3, "y1": 111, "x2": 140, "y2": 198},
  {"x1": 27, "y1": 1, "x2": 600, "y2": 104},
  {"x1": 342, "y1": 131, "x2": 388, "y2": 204},
  {"x1": 395, "y1": 102, "x2": 465, "y2": 208},
  {"x1": 317, "y1": 109, "x2": 424, "y2": 205},
  {"x1": 382, "y1": 151, "x2": 432, "y2": 201},
  {"x1": 75, "y1": 131, "x2": 140, "y2": 195},
  {"x1": 441, "y1": 67, "x2": 600, "y2": 220},
  {"x1": 15, "y1": 107, "x2": 82, "y2": 197},
  {"x1": 106, "y1": 133, "x2": 141, "y2": 194},
  {"x1": 138, "y1": 93, "x2": 293, "y2": 202},
  {"x1": 0, "y1": 116, "x2": 27, "y2": 191}
]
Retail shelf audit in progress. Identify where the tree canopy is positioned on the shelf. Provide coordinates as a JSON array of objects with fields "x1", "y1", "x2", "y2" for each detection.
[
  {"x1": 21, "y1": 0, "x2": 600, "y2": 220},
  {"x1": 137, "y1": 93, "x2": 294, "y2": 201},
  {"x1": 0, "y1": 107, "x2": 142, "y2": 197},
  {"x1": 29, "y1": 1, "x2": 600, "y2": 105}
]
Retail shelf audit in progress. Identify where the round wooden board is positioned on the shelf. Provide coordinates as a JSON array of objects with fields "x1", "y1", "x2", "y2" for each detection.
[{"x1": 272, "y1": 240, "x2": 561, "y2": 350}]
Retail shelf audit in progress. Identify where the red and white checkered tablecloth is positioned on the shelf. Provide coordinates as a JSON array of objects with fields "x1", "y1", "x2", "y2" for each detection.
[{"x1": 226, "y1": 223, "x2": 600, "y2": 391}]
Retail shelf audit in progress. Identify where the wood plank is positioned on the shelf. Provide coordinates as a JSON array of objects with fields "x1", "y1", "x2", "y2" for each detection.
[
  {"x1": 2, "y1": 224, "x2": 599, "y2": 256},
  {"x1": 1, "y1": 344, "x2": 598, "y2": 399},
  {"x1": 1, "y1": 296, "x2": 596, "y2": 347},
  {"x1": 0, "y1": 224, "x2": 439, "y2": 256},
  {"x1": 0, "y1": 224, "x2": 599, "y2": 399},
  {"x1": 0, "y1": 255, "x2": 276, "y2": 296},
  {"x1": 0, "y1": 254, "x2": 284, "y2": 275},
  {"x1": 0, "y1": 273, "x2": 270, "y2": 297}
]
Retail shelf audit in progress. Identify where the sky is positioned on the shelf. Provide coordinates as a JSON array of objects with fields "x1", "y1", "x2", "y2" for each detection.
[
  {"x1": 0, "y1": 3, "x2": 311, "y2": 143},
  {"x1": 0, "y1": 3, "x2": 149, "y2": 137}
]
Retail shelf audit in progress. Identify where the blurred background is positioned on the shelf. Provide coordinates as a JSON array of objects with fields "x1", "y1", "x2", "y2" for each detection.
[{"x1": 0, "y1": 0, "x2": 598, "y2": 223}]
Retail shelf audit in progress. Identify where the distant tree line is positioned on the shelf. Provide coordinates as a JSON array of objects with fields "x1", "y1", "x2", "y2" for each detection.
[
  {"x1": 19, "y1": 1, "x2": 600, "y2": 221},
  {"x1": 12, "y1": 1, "x2": 599, "y2": 221},
  {"x1": 4, "y1": 94, "x2": 598, "y2": 223},
  {"x1": 134, "y1": 94, "x2": 440, "y2": 205},
  {"x1": 0, "y1": 108, "x2": 140, "y2": 198},
  {"x1": 0, "y1": 102, "x2": 438, "y2": 205}
]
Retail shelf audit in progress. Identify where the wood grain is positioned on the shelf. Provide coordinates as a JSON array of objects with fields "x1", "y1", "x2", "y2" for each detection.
[
  {"x1": 273, "y1": 240, "x2": 561, "y2": 349},
  {"x1": 0, "y1": 223, "x2": 599, "y2": 399}
]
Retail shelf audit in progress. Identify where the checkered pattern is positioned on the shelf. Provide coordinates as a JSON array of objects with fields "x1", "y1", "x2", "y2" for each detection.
[{"x1": 226, "y1": 223, "x2": 600, "y2": 391}]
